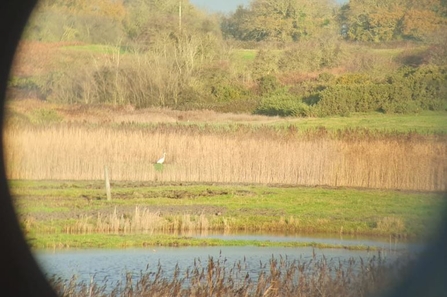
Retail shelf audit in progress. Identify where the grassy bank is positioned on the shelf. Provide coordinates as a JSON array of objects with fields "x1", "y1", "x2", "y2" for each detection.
[
  {"x1": 11, "y1": 180, "x2": 446, "y2": 249},
  {"x1": 28, "y1": 233, "x2": 383, "y2": 251}
]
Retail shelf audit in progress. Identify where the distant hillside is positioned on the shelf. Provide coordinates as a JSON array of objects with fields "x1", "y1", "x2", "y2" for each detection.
[{"x1": 8, "y1": 0, "x2": 447, "y2": 116}]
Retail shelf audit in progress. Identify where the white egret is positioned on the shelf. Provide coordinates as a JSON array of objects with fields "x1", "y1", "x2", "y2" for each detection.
[{"x1": 156, "y1": 152, "x2": 166, "y2": 164}]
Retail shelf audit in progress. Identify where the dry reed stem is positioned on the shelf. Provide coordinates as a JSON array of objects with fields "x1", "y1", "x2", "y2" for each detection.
[
  {"x1": 69, "y1": 207, "x2": 214, "y2": 235},
  {"x1": 4, "y1": 124, "x2": 446, "y2": 191},
  {"x1": 47, "y1": 253, "x2": 413, "y2": 297}
]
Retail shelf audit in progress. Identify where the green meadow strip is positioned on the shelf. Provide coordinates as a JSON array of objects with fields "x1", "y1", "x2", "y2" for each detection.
[
  {"x1": 12, "y1": 180, "x2": 446, "y2": 240},
  {"x1": 29, "y1": 233, "x2": 381, "y2": 251}
]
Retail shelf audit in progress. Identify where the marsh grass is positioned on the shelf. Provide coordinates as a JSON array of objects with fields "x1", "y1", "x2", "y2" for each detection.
[
  {"x1": 377, "y1": 217, "x2": 406, "y2": 234},
  {"x1": 12, "y1": 180, "x2": 445, "y2": 241},
  {"x1": 63, "y1": 207, "x2": 229, "y2": 236},
  {"x1": 46, "y1": 252, "x2": 413, "y2": 297},
  {"x1": 65, "y1": 208, "x2": 408, "y2": 239},
  {"x1": 22, "y1": 201, "x2": 433, "y2": 243},
  {"x1": 4, "y1": 123, "x2": 447, "y2": 191}
]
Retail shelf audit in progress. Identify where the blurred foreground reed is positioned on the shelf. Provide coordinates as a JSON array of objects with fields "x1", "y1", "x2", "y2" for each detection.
[{"x1": 47, "y1": 252, "x2": 412, "y2": 297}]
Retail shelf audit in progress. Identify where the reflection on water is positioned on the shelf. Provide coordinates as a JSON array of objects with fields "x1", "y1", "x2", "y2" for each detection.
[
  {"x1": 190, "y1": 232, "x2": 424, "y2": 251},
  {"x1": 151, "y1": 230, "x2": 425, "y2": 251}
]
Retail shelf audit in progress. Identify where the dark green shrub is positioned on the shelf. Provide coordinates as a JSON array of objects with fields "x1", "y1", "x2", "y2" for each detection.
[
  {"x1": 210, "y1": 83, "x2": 250, "y2": 102},
  {"x1": 381, "y1": 100, "x2": 420, "y2": 114},
  {"x1": 388, "y1": 65, "x2": 447, "y2": 111},
  {"x1": 312, "y1": 87, "x2": 352, "y2": 117},
  {"x1": 257, "y1": 75, "x2": 281, "y2": 95},
  {"x1": 315, "y1": 83, "x2": 411, "y2": 116},
  {"x1": 314, "y1": 65, "x2": 447, "y2": 116},
  {"x1": 255, "y1": 90, "x2": 310, "y2": 117},
  {"x1": 197, "y1": 62, "x2": 252, "y2": 103}
]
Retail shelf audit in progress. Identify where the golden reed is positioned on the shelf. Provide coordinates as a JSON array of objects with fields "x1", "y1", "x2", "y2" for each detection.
[{"x1": 3, "y1": 123, "x2": 446, "y2": 191}]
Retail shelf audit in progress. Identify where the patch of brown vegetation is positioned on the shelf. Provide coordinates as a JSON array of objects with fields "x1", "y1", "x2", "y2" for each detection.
[
  {"x1": 21, "y1": 204, "x2": 225, "y2": 222},
  {"x1": 12, "y1": 41, "x2": 82, "y2": 76},
  {"x1": 5, "y1": 98, "x2": 282, "y2": 124}
]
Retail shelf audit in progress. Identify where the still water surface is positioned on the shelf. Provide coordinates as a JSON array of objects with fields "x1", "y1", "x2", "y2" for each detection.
[
  {"x1": 34, "y1": 233, "x2": 423, "y2": 288},
  {"x1": 191, "y1": 231, "x2": 425, "y2": 250}
]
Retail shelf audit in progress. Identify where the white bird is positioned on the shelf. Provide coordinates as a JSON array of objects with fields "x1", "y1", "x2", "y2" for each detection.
[{"x1": 156, "y1": 152, "x2": 166, "y2": 164}]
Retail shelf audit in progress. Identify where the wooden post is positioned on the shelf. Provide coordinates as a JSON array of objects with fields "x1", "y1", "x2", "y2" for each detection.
[{"x1": 104, "y1": 166, "x2": 111, "y2": 201}]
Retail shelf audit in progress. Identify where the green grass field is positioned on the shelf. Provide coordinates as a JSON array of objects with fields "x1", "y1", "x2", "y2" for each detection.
[
  {"x1": 142, "y1": 111, "x2": 447, "y2": 134},
  {"x1": 280, "y1": 111, "x2": 447, "y2": 134},
  {"x1": 10, "y1": 180, "x2": 446, "y2": 249},
  {"x1": 231, "y1": 49, "x2": 258, "y2": 61}
]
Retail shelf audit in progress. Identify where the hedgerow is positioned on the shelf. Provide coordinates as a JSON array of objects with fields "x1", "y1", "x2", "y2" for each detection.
[{"x1": 312, "y1": 65, "x2": 447, "y2": 116}]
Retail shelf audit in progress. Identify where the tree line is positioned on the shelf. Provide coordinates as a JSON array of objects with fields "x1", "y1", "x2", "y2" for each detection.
[
  {"x1": 26, "y1": 0, "x2": 447, "y2": 44},
  {"x1": 11, "y1": 0, "x2": 447, "y2": 116}
]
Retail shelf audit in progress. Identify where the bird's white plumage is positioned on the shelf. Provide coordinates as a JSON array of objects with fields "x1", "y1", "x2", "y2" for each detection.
[{"x1": 156, "y1": 152, "x2": 166, "y2": 164}]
